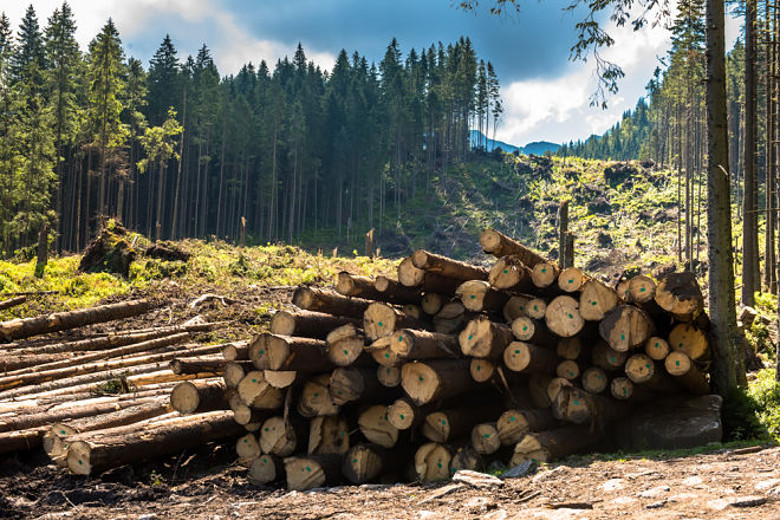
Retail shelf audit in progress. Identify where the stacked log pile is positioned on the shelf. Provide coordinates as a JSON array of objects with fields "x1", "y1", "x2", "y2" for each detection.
[
  {"x1": 154, "y1": 229, "x2": 712, "y2": 491},
  {"x1": 0, "y1": 298, "x2": 241, "y2": 466},
  {"x1": 3, "y1": 230, "x2": 716, "y2": 488}
]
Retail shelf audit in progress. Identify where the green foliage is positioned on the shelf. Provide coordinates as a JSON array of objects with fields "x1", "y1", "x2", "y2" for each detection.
[
  {"x1": 721, "y1": 386, "x2": 770, "y2": 442},
  {"x1": 747, "y1": 369, "x2": 780, "y2": 442}
]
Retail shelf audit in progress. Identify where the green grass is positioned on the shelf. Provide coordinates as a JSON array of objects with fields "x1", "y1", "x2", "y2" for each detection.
[{"x1": 0, "y1": 239, "x2": 398, "y2": 320}]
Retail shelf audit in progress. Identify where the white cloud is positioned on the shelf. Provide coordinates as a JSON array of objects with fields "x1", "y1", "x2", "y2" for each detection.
[
  {"x1": 3, "y1": 1, "x2": 335, "y2": 75},
  {"x1": 496, "y1": 8, "x2": 671, "y2": 145}
]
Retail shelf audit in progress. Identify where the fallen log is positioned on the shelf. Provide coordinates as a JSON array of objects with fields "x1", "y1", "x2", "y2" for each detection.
[
  {"x1": 579, "y1": 280, "x2": 621, "y2": 321},
  {"x1": 297, "y1": 374, "x2": 340, "y2": 417},
  {"x1": 374, "y1": 276, "x2": 425, "y2": 305},
  {"x1": 668, "y1": 323, "x2": 710, "y2": 361},
  {"x1": 511, "y1": 317, "x2": 556, "y2": 347},
  {"x1": 496, "y1": 408, "x2": 558, "y2": 446},
  {"x1": 363, "y1": 302, "x2": 426, "y2": 341},
  {"x1": 0, "y1": 296, "x2": 26, "y2": 311},
  {"x1": 0, "y1": 299, "x2": 155, "y2": 341},
  {"x1": 504, "y1": 341, "x2": 559, "y2": 374},
  {"x1": 308, "y1": 415, "x2": 350, "y2": 455},
  {"x1": 249, "y1": 333, "x2": 332, "y2": 372}
]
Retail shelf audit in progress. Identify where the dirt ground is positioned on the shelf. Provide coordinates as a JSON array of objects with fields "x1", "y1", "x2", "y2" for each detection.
[{"x1": 1, "y1": 444, "x2": 778, "y2": 520}]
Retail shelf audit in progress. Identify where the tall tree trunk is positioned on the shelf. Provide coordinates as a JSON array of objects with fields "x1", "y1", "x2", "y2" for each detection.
[
  {"x1": 743, "y1": 0, "x2": 758, "y2": 306},
  {"x1": 706, "y1": 0, "x2": 747, "y2": 394},
  {"x1": 171, "y1": 89, "x2": 187, "y2": 240}
]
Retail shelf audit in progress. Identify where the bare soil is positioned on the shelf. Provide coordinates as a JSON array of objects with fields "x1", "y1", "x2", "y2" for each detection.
[{"x1": 1, "y1": 445, "x2": 778, "y2": 520}]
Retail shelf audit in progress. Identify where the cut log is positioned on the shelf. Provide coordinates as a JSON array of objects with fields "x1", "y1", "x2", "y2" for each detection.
[
  {"x1": 2, "y1": 332, "x2": 191, "y2": 378},
  {"x1": 285, "y1": 454, "x2": 343, "y2": 491},
  {"x1": 0, "y1": 296, "x2": 26, "y2": 311},
  {"x1": 297, "y1": 374, "x2": 339, "y2": 418},
  {"x1": 364, "y1": 302, "x2": 426, "y2": 341},
  {"x1": 263, "y1": 370, "x2": 301, "y2": 389},
  {"x1": 456, "y1": 280, "x2": 510, "y2": 312},
  {"x1": 413, "y1": 442, "x2": 454, "y2": 482},
  {"x1": 591, "y1": 341, "x2": 628, "y2": 371},
  {"x1": 545, "y1": 296, "x2": 584, "y2": 338},
  {"x1": 224, "y1": 361, "x2": 253, "y2": 389},
  {"x1": 611, "y1": 377, "x2": 634, "y2": 400},
  {"x1": 479, "y1": 229, "x2": 550, "y2": 267},
  {"x1": 450, "y1": 447, "x2": 484, "y2": 473},
  {"x1": 411, "y1": 250, "x2": 489, "y2": 281},
  {"x1": 556, "y1": 337, "x2": 582, "y2": 360},
  {"x1": 624, "y1": 353, "x2": 655, "y2": 384},
  {"x1": 403, "y1": 304, "x2": 422, "y2": 320},
  {"x1": 377, "y1": 365, "x2": 401, "y2": 388},
  {"x1": 248, "y1": 454, "x2": 284, "y2": 486},
  {"x1": 270, "y1": 309, "x2": 359, "y2": 339},
  {"x1": 581, "y1": 367, "x2": 608, "y2": 394},
  {"x1": 556, "y1": 360, "x2": 580, "y2": 381},
  {"x1": 222, "y1": 342, "x2": 249, "y2": 361},
  {"x1": 471, "y1": 422, "x2": 502, "y2": 454},
  {"x1": 398, "y1": 256, "x2": 425, "y2": 287},
  {"x1": 400, "y1": 359, "x2": 476, "y2": 405},
  {"x1": 329, "y1": 367, "x2": 386, "y2": 405},
  {"x1": 579, "y1": 280, "x2": 621, "y2": 321},
  {"x1": 488, "y1": 256, "x2": 533, "y2": 292},
  {"x1": 292, "y1": 287, "x2": 372, "y2": 319},
  {"x1": 308, "y1": 415, "x2": 350, "y2": 455},
  {"x1": 249, "y1": 333, "x2": 332, "y2": 372},
  {"x1": 170, "y1": 380, "x2": 227, "y2": 414},
  {"x1": 170, "y1": 357, "x2": 225, "y2": 376},
  {"x1": 511, "y1": 317, "x2": 555, "y2": 347},
  {"x1": 654, "y1": 272, "x2": 704, "y2": 320},
  {"x1": 645, "y1": 336, "x2": 671, "y2": 361},
  {"x1": 395, "y1": 328, "x2": 459, "y2": 360},
  {"x1": 327, "y1": 337, "x2": 365, "y2": 368},
  {"x1": 433, "y1": 302, "x2": 469, "y2": 334},
  {"x1": 358, "y1": 405, "x2": 399, "y2": 448},
  {"x1": 236, "y1": 433, "x2": 261, "y2": 466},
  {"x1": 664, "y1": 352, "x2": 710, "y2": 394},
  {"x1": 503, "y1": 295, "x2": 531, "y2": 322},
  {"x1": 629, "y1": 275, "x2": 656, "y2": 304},
  {"x1": 553, "y1": 385, "x2": 623, "y2": 425},
  {"x1": 599, "y1": 305, "x2": 655, "y2": 352},
  {"x1": 0, "y1": 299, "x2": 155, "y2": 341},
  {"x1": 232, "y1": 403, "x2": 268, "y2": 426},
  {"x1": 459, "y1": 316, "x2": 514, "y2": 359},
  {"x1": 43, "y1": 401, "x2": 172, "y2": 464},
  {"x1": 259, "y1": 416, "x2": 302, "y2": 457},
  {"x1": 421, "y1": 293, "x2": 444, "y2": 315},
  {"x1": 374, "y1": 276, "x2": 424, "y2": 305},
  {"x1": 342, "y1": 444, "x2": 386, "y2": 484},
  {"x1": 470, "y1": 358, "x2": 495, "y2": 382},
  {"x1": 66, "y1": 411, "x2": 242, "y2": 475},
  {"x1": 510, "y1": 425, "x2": 601, "y2": 465},
  {"x1": 0, "y1": 341, "x2": 217, "y2": 392},
  {"x1": 421, "y1": 404, "x2": 504, "y2": 443},
  {"x1": 336, "y1": 272, "x2": 385, "y2": 300},
  {"x1": 546, "y1": 377, "x2": 573, "y2": 405},
  {"x1": 526, "y1": 298, "x2": 548, "y2": 320},
  {"x1": 558, "y1": 267, "x2": 586, "y2": 293},
  {"x1": 385, "y1": 398, "x2": 424, "y2": 431},
  {"x1": 504, "y1": 341, "x2": 559, "y2": 374},
  {"x1": 531, "y1": 262, "x2": 560, "y2": 289},
  {"x1": 236, "y1": 371, "x2": 284, "y2": 410},
  {"x1": 668, "y1": 323, "x2": 710, "y2": 361},
  {"x1": 496, "y1": 408, "x2": 558, "y2": 446}
]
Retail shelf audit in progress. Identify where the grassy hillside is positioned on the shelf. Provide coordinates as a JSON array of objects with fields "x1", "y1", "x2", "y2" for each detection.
[{"x1": 340, "y1": 154, "x2": 692, "y2": 284}]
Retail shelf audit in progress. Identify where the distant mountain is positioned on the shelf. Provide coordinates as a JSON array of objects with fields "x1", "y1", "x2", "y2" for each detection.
[{"x1": 469, "y1": 130, "x2": 560, "y2": 156}]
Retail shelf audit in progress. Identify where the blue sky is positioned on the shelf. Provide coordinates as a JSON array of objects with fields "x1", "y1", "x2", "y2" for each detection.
[{"x1": 6, "y1": 1, "x2": 741, "y2": 145}]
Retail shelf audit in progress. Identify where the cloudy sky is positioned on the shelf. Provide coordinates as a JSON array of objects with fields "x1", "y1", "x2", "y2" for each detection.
[{"x1": 4, "y1": 1, "x2": 742, "y2": 146}]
